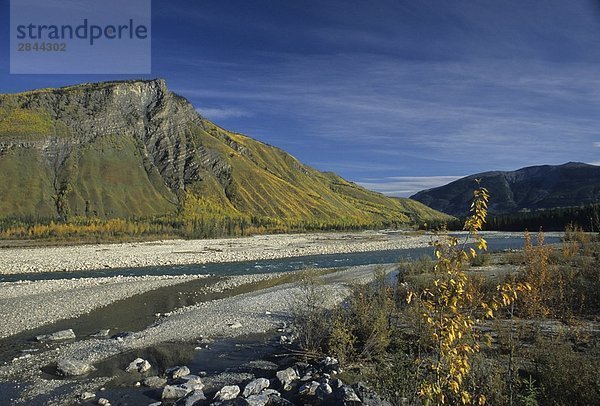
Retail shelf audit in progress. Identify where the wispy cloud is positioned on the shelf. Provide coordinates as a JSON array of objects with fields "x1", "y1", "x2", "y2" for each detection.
[
  {"x1": 358, "y1": 175, "x2": 464, "y2": 197},
  {"x1": 176, "y1": 53, "x2": 600, "y2": 174}
]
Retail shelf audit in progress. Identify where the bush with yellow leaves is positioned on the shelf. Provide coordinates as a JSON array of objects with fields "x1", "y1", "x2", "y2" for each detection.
[{"x1": 409, "y1": 182, "x2": 529, "y2": 405}]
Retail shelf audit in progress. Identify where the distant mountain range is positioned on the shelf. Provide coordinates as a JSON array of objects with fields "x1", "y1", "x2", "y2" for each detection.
[
  {"x1": 411, "y1": 162, "x2": 600, "y2": 217},
  {"x1": 0, "y1": 79, "x2": 450, "y2": 229}
]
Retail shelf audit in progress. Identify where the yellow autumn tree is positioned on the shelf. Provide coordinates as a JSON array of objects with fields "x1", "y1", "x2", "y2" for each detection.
[{"x1": 409, "y1": 181, "x2": 529, "y2": 405}]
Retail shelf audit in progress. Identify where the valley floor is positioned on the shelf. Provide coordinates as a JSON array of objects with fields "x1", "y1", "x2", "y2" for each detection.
[{"x1": 0, "y1": 230, "x2": 567, "y2": 405}]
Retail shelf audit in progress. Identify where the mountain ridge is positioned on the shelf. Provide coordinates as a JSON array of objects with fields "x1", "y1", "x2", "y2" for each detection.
[
  {"x1": 0, "y1": 79, "x2": 450, "y2": 234},
  {"x1": 410, "y1": 162, "x2": 600, "y2": 217}
]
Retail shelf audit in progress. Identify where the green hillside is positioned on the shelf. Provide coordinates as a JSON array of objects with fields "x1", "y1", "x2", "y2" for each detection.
[{"x1": 0, "y1": 79, "x2": 452, "y2": 240}]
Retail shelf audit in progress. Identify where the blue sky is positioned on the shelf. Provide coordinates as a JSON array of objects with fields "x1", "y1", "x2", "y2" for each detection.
[{"x1": 2, "y1": 0, "x2": 600, "y2": 196}]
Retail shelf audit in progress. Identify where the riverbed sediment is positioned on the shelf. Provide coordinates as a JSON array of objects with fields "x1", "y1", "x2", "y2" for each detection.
[{"x1": 0, "y1": 230, "x2": 432, "y2": 274}]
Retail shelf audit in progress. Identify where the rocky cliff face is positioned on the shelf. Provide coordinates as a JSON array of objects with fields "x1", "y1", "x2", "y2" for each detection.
[
  {"x1": 0, "y1": 79, "x2": 450, "y2": 226},
  {"x1": 411, "y1": 162, "x2": 600, "y2": 217}
]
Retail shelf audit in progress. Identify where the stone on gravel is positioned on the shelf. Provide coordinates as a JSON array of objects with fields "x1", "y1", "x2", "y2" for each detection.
[
  {"x1": 167, "y1": 365, "x2": 191, "y2": 380},
  {"x1": 97, "y1": 398, "x2": 110, "y2": 406},
  {"x1": 56, "y1": 358, "x2": 95, "y2": 376},
  {"x1": 143, "y1": 376, "x2": 167, "y2": 388},
  {"x1": 229, "y1": 322, "x2": 243, "y2": 329},
  {"x1": 276, "y1": 367, "x2": 299, "y2": 391},
  {"x1": 299, "y1": 380, "x2": 320, "y2": 396},
  {"x1": 320, "y1": 356, "x2": 339, "y2": 372},
  {"x1": 181, "y1": 380, "x2": 204, "y2": 393},
  {"x1": 162, "y1": 384, "x2": 191, "y2": 400},
  {"x1": 176, "y1": 389, "x2": 206, "y2": 406},
  {"x1": 242, "y1": 377, "x2": 270, "y2": 397},
  {"x1": 214, "y1": 385, "x2": 241, "y2": 401},
  {"x1": 36, "y1": 329, "x2": 76, "y2": 342},
  {"x1": 125, "y1": 358, "x2": 151, "y2": 373},
  {"x1": 80, "y1": 392, "x2": 95, "y2": 400},
  {"x1": 316, "y1": 382, "x2": 333, "y2": 399},
  {"x1": 180, "y1": 375, "x2": 204, "y2": 387}
]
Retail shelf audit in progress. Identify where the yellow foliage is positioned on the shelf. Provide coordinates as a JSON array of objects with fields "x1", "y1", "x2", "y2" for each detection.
[{"x1": 410, "y1": 182, "x2": 528, "y2": 405}]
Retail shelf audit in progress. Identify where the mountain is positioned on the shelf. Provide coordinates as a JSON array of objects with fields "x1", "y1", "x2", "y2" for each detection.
[
  {"x1": 0, "y1": 79, "x2": 450, "y2": 232},
  {"x1": 411, "y1": 162, "x2": 600, "y2": 217}
]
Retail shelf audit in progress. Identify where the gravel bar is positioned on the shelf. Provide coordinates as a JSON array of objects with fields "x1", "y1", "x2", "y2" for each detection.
[
  {"x1": 0, "y1": 264, "x2": 396, "y2": 404},
  {"x1": 0, "y1": 230, "x2": 431, "y2": 274}
]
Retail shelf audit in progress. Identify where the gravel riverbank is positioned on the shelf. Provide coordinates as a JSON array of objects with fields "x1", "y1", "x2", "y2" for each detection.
[
  {"x1": 0, "y1": 230, "x2": 431, "y2": 274},
  {"x1": 0, "y1": 273, "x2": 281, "y2": 340},
  {"x1": 0, "y1": 264, "x2": 396, "y2": 404}
]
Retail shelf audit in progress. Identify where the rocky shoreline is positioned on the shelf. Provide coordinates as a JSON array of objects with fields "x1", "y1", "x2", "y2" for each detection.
[
  {"x1": 0, "y1": 273, "x2": 280, "y2": 340},
  {"x1": 0, "y1": 230, "x2": 431, "y2": 274},
  {"x1": 0, "y1": 264, "x2": 396, "y2": 405}
]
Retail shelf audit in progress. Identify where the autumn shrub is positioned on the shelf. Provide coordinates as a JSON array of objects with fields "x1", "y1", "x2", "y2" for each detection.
[
  {"x1": 400, "y1": 256, "x2": 436, "y2": 276},
  {"x1": 514, "y1": 230, "x2": 600, "y2": 319},
  {"x1": 469, "y1": 252, "x2": 492, "y2": 267},
  {"x1": 327, "y1": 269, "x2": 394, "y2": 364},
  {"x1": 407, "y1": 183, "x2": 529, "y2": 405},
  {"x1": 564, "y1": 223, "x2": 592, "y2": 244},
  {"x1": 514, "y1": 231, "x2": 553, "y2": 318}
]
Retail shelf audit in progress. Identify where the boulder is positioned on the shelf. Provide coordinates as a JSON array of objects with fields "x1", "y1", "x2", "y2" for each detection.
[
  {"x1": 180, "y1": 375, "x2": 204, "y2": 389},
  {"x1": 97, "y1": 399, "x2": 110, "y2": 406},
  {"x1": 80, "y1": 392, "x2": 95, "y2": 401},
  {"x1": 162, "y1": 384, "x2": 191, "y2": 400},
  {"x1": 316, "y1": 382, "x2": 333, "y2": 400},
  {"x1": 214, "y1": 385, "x2": 241, "y2": 401},
  {"x1": 125, "y1": 358, "x2": 151, "y2": 373},
  {"x1": 167, "y1": 365, "x2": 191, "y2": 380},
  {"x1": 242, "y1": 378, "x2": 270, "y2": 397},
  {"x1": 181, "y1": 381, "x2": 204, "y2": 392},
  {"x1": 276, "y1": 367, "x2": 299, "y2": 391},
  {"x1": 298, "y1": 381, "x2": 320, "y2": 396},
  {"x1": 320, "y1": 356, "x2": 340, "y2": 373},
  {"x1": 176, "y1": 389, "x2": 206, "y2": 406},
  {"x1": 56, "y1": 358, "x2": 95, "y2": 377}
]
